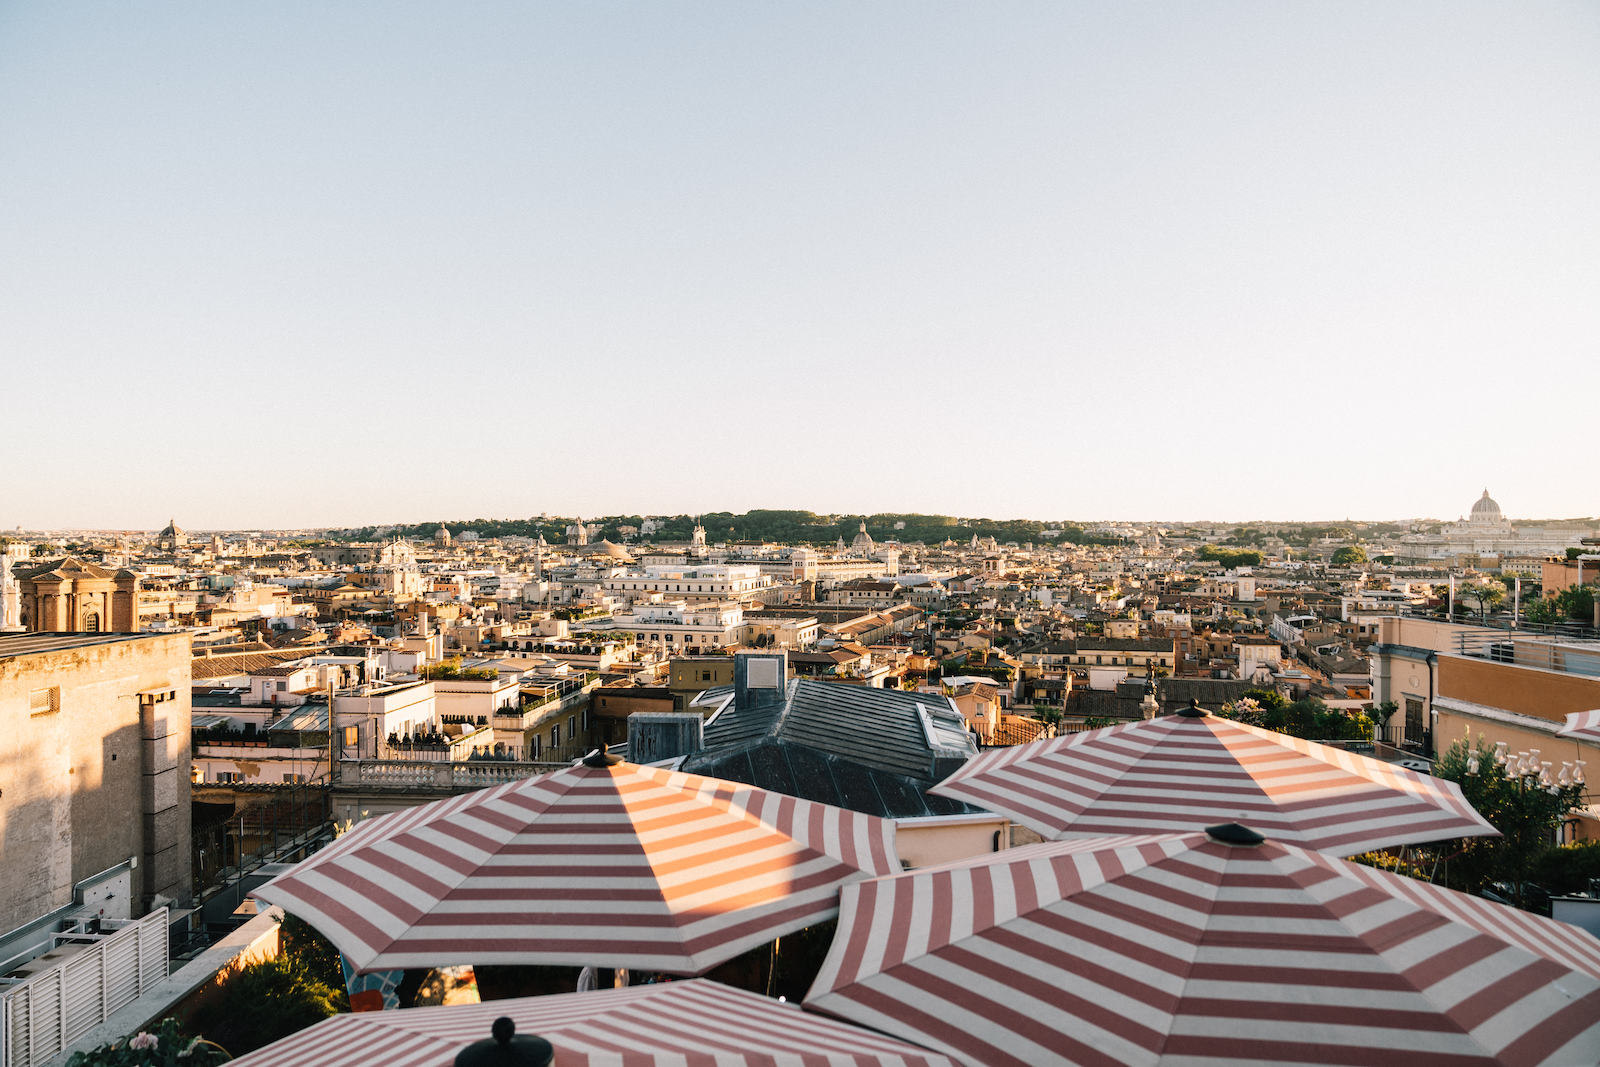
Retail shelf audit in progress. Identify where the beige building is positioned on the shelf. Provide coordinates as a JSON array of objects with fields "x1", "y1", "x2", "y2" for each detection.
[
  {"x1": 1370, "y1": 616, "x2": 1600, "y2": 840},
  {"x1": 0, "y1": 632, "x2": 192, "y2": 932},
  {"x1": 16, "y1": 557, "x2": 140, "y2": 632}
]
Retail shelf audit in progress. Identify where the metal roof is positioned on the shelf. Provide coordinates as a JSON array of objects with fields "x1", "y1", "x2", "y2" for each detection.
[{"x1": 698, "y1": 678, "x2": 977, "y2": 784}]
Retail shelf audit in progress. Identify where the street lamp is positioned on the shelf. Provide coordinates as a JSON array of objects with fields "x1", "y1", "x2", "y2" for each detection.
[{"x1": 1469, "y1": 741, "x2": 1587, "y2": 905}]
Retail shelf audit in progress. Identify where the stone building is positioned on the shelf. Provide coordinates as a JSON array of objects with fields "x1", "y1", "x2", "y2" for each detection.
[
  {"x1": 0, "y1": 631, "x2": 193, "y2": 931},
  {"x1": 15, "y1": 557, "x2": 140, "y2": 632},
  {"x1": 157, "y1": 517, "x2": 188, "y2": 552}
]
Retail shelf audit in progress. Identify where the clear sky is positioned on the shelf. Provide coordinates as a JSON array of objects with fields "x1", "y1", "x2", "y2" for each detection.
[{"x1": 3, "y1": 2, "x2": 1597, "y2": 530}]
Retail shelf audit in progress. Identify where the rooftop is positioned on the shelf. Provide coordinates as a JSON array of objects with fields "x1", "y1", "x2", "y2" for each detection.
[{"x1": 0, "y1": 631, "x2": 158, "y2": 659}]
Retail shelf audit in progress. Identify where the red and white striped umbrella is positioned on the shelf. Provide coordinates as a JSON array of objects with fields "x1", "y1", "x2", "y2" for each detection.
[
  {"x1": 930, "y1": 706, "x2": 1497, "y2": 855},
  {"x1": 1557, "y1": 709, "x2": 1600, "y2": 742},
  {"x1": 805, "y1": 826, "x2": 1600, "y2": 1067},
  {"x1": 228, "y1": 978, "x2": 955, "y2": 1067},
  {"x1": 254, "y1": 754, "x2": 898, "y2": 974}
]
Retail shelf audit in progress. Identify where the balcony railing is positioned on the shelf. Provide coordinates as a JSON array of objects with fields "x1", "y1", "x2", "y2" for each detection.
[
  {"x1": 338, "y1": 758, "x2": 569, "y2": 790},
  {"x1": 1446, "y1": 629, "x2": 1600, "y2": 679}
]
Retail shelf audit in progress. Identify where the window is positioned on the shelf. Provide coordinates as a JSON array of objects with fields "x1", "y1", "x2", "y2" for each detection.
[
  {"x1": 552, "y1": 723, "x2": 561, "y2": 747},
  {"x1": 29, "y1": 687, "x2": 59, "y2": 716},
  {"x1": 217, "y1": 772, "x2": 243, "y2": 784},
  {"x1": 277, "y1": 681, "x2": 288, "y2": 692},
  {"x1": 344, "y1": 725, "x2": 359, "y2": 747}
]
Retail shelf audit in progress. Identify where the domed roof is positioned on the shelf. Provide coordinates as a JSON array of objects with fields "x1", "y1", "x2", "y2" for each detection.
[
  {"x1": 1470, "y1": 489, "x2": 1503, "y2": 522},
  {"x1": 160, "y1": 517, "x2": 183, "y2": 537}
]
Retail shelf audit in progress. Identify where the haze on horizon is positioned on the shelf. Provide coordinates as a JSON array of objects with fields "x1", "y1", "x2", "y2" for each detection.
[{"x1": 3, "y1": 2, "x2": 1597, "y2": 530}]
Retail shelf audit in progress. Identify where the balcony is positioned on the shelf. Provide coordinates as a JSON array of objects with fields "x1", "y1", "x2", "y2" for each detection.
[
  {"x1": 336, "y1": 758, "x2": 569, "y2": 791},
  {"x1": 1446, "y1": 629, "x2": 1600, "y2": 680}
]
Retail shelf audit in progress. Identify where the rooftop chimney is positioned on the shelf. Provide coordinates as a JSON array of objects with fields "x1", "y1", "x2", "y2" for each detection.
[{"x1": 734, "y1": 651, "x2": 788, "y2": 713}]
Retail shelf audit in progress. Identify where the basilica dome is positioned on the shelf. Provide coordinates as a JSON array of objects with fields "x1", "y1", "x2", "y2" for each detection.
[{"x1": 1469, "y1": 490, "x2": 1504, "y2": 524}]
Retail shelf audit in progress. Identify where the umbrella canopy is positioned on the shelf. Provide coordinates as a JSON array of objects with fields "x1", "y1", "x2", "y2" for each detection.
[
  {"x1": 228, "y1": 978, "x2": 955, "y2": 1067},
  {"x1": 930, "y1": 706, "x2": 1497, "y2": 855},
  {"x1": 805, "y1": 825, "x2": 1600, "y2": 1067},
  {"x1": 1557, "y1": 710, "x2": 1600, "y2": 742},
  {"x1": 254, "y1": 754, "x2": 898, "y2": 974}
]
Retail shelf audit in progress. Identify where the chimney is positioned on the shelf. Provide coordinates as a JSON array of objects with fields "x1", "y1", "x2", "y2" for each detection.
[{"x1": 734, "y1": 651, "x2": 788, "y2": 713}]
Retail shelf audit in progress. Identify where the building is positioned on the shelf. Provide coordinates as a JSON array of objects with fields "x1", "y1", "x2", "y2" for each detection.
[
  {"x1": 0, "y1": 631, "x2": 192, "y2": 930},
  {"x1": 678, "y1": 654, "x2": 980, "y2": 819},
  {"x1": 0, "y1": 540, "x2": 29, "y2": 631},
  {"x1": 669, "y1": 654, "x2": 736, "y2": 711},
  {"x1": 601, "y1": 564, "x2": 772, "y2": 605},
  {"x1": 15, "y1": 557, "x2": 140, "y2": 632},
  {"x1": 1396, "y1": 490, "x2": 1600, "y2": 561},
  {"x1": 1369, "y1": 616, "x2": 1600, "y2": 840},
  {"x1": 609, "y1": 600, "x2": 750, "y2": 651},
  {"x1": 157, "y1": 517, "x2": 188, "y2": 552}
]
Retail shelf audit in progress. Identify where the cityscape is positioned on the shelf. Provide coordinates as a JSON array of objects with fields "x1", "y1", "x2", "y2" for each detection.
[
  {"x1": 2, "y1": 491, "x2": 1599, "y2": 1063},
  {"x1": 6, "y1": 2, "x2": 1600, "y2": 1065}
]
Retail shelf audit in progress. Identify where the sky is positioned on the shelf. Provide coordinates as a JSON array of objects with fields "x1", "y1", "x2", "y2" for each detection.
[{"x1": 3, "y1": 2, "x2": 1597, "y2": 530}]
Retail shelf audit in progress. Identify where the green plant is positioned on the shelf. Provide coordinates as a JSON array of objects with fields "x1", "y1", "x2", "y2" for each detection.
[
  {"x1": 188, "y1": 954, "x2": 343, "y2": 1057},
  {"x1": 1331, "y1": 545, "x2": 1367, "y2": 567},
  {"x1": 67, "y1": 1017, "x2": 229, "y2": 1066},
  {"x1": 1531, "y1": 841, "x2": 1600, "y2": 895},
  {"x1": 278, "y1": 914, "x2": 349, "y2": 1008},
  {"x1": 1349, "y1": 850, "x2": 1431, "y2": 881},
  {"x1": 1431, "y1": 733, "x2": 1586, "y2": 907},
  {"x1": 1218, "y1": 694, "x2": 1372, "y2": 741}
]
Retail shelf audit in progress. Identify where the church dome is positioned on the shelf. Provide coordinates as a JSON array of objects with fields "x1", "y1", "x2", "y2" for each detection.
[
  {"x1": 1470, "y1": 489, "x2": 1503, "y2": 523},
  {"x1": 160, "y1": 518, "x2": 183, "y2": 538},
  {"x1": 593, "y1": 539, "x2": 631, "y2": 559}
]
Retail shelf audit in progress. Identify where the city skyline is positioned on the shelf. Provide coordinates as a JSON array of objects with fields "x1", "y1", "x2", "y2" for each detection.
[
  {"x1": 4, "y1": 3, "x2": 1598, "y2": 528},
  {"x1": 10, "y1": 490, "x2": 1599, "y2": 537}
]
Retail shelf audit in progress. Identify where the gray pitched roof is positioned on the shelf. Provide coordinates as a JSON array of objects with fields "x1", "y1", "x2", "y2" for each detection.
[{"x1": 681, "y1": 678, "x2": 981, "y2": 819}]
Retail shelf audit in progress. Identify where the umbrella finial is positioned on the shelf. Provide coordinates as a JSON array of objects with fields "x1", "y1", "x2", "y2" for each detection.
[
  {"x1": 454, "y1": 1016, "x2": 553, "y2": 1067},
  {"x1": 1205, "y1": 823, "x2": 1265, "y2": 847},
  {"x1": 1178, "y1": 698, "x2": 1205, "y2": 718},
  {"x1": 582, "y1": 743, "x2": 622, "y2": 768}
]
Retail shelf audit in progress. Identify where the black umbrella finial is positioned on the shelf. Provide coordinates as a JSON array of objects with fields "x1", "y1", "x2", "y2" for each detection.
[
  {"x1": 1177, "y1": 698, "x2": 1206, "y2": 718},
  {"x1": 583, "y1": 743, "x2": 622, "y2": 768},
  {"x1": 454, "y1": 1016, "x2": 553, "y2": 1067},
  {"x1": 1205, "y1": 823, "x2": 1265, "y2": 847}
]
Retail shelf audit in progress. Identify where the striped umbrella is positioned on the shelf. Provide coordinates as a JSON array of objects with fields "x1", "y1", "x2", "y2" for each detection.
[
  {"x1": 1557, "y1": 710, "x2": 1600, "y2": 742},
  {"x1": 253, "y1": 753, "x2": 898, "y2": 974},
  {"x1": 228, "y1": 978, "x2": 955, "y2": 1066},
  {"x1": 805, "y1": 825, "x2": 1600, "y2": 1067},
  {"x1": 929, "y1": 705, "x2": 1497, "y2": 855}
]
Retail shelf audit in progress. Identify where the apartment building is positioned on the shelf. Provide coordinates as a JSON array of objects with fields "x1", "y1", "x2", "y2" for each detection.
[{"x1": 1370, "y1": 616, "x2": 1600, "y2": 839}]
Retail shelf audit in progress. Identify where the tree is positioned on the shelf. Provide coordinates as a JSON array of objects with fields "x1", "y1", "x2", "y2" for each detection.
[
  {"x1": 1456, "y1": 579, "x2": 1506, "y2": 622},
  {"x1": 1432, "y1": 733, "x2": 1585, "y2": 907},
  {"x1": 1217, "y1": 694, "x2": 1373, "y2": 741},
  {"x1": 1330, "y1": 545, "x2": 1367, "y2": 567}
]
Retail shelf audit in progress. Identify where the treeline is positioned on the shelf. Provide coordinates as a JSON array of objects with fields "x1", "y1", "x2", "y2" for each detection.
[
  {"x1": 335, "y1": 511, "x2": 1125, "y2": 547},
  {"x1": 1197, "y1": 545, "x2": 1263, "y2": 568}
]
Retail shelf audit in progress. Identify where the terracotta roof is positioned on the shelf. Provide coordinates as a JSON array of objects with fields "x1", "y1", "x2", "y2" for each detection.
[{"x1": 191, "y1": 649, "x2": 319, "y2": 680}]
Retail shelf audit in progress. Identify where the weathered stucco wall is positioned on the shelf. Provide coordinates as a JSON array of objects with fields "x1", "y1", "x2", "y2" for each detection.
[{"x1": 0, "y1": 634, "x2": 192, "y2": 931}]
